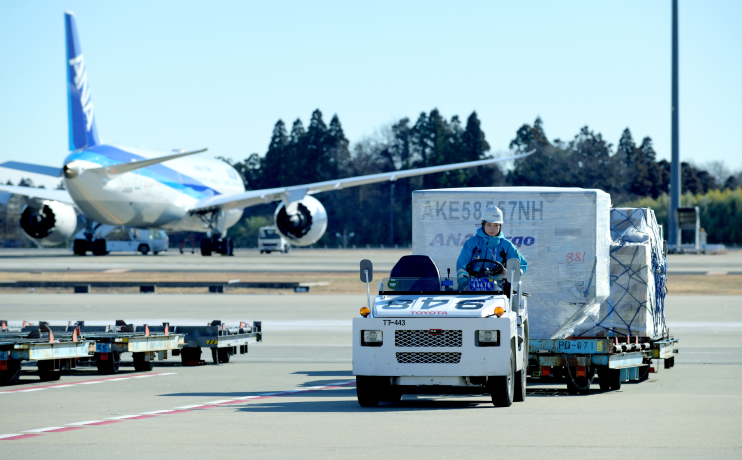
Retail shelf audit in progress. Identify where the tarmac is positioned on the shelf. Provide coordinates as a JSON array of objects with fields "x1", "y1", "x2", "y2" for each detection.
[
  {"x1": 0, "y1": 248, "x2": 408, "y2": 273},
  {"x1": 1, "y1": 247, "x2": 739, "y2": 274},
  {"x1": 0, "y1": 249, "x2": 740, "y2": 458}
]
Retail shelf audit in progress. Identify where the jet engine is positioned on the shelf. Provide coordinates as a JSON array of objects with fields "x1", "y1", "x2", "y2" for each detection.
[
  {"x1": 20, "y1": 200, "x2": 78, "y2": 246},
  {"x1": 274, "y1": 195, "x2": 328, "y2": 246}
]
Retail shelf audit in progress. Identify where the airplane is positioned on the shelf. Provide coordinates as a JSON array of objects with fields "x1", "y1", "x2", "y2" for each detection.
[{"x1": 0, "y1": 12, "x2": 534, "y2": 257}]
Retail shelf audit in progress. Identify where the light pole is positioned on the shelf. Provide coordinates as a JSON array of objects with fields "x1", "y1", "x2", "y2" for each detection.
[
  {"x1": 390, "y1": 182, "x2": 395, "y2": 247},
  {"x1": 668, "y1": 0, "x2": 681, "y2": 248},
  {"x1": 335, "y1": 229, "x2": 355, "y2": 248}
]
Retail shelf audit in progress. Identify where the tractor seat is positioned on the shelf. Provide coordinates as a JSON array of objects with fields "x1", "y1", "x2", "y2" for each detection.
[{"x1": 389, "y1": 255, "x2": 441, "y2": 291}]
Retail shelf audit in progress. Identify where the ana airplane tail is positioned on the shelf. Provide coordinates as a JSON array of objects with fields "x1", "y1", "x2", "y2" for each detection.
[{"x1": 65, "y1": 11, "x2": 99, "y2": 151}]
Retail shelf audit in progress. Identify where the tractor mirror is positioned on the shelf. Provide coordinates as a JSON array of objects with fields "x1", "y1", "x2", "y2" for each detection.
[{"x1": 360, "y1": 259, "x2": 373, "y2": 283}]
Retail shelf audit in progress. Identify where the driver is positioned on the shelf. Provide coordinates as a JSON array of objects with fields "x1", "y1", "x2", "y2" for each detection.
[{"x1": 456, "y1": 205, "x2": 528, "y2": 290}]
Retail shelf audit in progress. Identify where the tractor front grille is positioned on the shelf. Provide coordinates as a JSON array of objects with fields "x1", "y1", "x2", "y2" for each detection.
[
  {"x1": 395, "y1": 352, "x2": 462, "y2": 364},
  {"x1": 395, "y1": 330, "x2": 462, "y2": 348}
]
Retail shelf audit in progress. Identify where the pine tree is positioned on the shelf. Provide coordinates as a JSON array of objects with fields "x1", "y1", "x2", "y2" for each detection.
[
  {"x1": 304, "y1": 109, "x2": 328, "y2": 182},
  {"x1": 460, "y1": 111, "x2": 503, "y2": 186},
  {"x1": 285, "y1": 118, "x2": 307, "y2": 185},
  {"x1": 639, "y1": 137, "x2": 665, "y2": 198},
  {"x1": 508, "y1": 117, "x2": 555, "y2": 186},
  {"x1": 569, "y1": 126, "x2": 614, "y2": 192},
  {"x1": 323, "y1": 114, "x2": 351, "y2": 180},
  {"x1": 462, "y1": 111, "x2": 490, "y2": 162},
  {"x1": 260, "y1": 120, "x2": 289, "y2": 188},
  {"x1": 617, "y1": 128, "x2": 650, "y2": 198}
]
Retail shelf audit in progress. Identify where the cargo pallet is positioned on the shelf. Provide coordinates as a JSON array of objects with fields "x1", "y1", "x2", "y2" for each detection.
[{"x1": 528, "y1": 334, "x2": 678, "y2": 394}]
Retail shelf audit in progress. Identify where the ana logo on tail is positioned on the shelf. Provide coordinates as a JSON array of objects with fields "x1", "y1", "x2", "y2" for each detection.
[{"x1": 68, "y1": 54, "x2": 94, "y2": 131}]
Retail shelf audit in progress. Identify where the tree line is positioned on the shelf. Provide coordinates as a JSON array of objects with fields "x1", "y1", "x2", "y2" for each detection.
[
  {"x1": 218, "y1": 111, "x2": 740, "y2": 247},
  {"x1": 627, "y1": 188, "x2": 742, "y2": 246}
]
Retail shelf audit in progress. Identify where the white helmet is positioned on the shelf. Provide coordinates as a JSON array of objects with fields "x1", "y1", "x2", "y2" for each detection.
[{"x1": 482, "y1": 206, "x2": 504, "y2": 224}]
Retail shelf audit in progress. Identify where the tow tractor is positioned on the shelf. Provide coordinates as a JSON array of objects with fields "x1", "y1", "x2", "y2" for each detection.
[{"x1": 352, "y1": 255, "x2": 529, "y2": 407}]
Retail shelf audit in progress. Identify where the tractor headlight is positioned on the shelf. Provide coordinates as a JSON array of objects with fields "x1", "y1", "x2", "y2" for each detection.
[
  {"x1": 362, "y1": 330, "x2": 383, "y2": 347},
  {"x1": 477, "y1": 330, "x2": 500, "y2": 347}
]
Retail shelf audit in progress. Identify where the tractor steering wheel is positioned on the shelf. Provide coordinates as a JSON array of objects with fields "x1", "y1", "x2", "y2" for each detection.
[{"x1": 465, "y1": 259, "x2": 505, "y2": 277}]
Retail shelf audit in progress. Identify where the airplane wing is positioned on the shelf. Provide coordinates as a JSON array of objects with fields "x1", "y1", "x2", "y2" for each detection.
[
  {"x1": 0, "y1": 161, "x2": 62, "y2": 178},
  {"x1": 0, "y1": 185, "x2": 75, "y2": 204},
  {"x1": 188, "y1": 150, "x2": 535, "y2": 213},
  {"x1": 84, "y1": 149, "x2": 208, "y2": 175}
]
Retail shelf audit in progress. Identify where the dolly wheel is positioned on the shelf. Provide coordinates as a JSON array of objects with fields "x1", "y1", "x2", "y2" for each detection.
[
  {"x1": 598, "y1": 367, "x2": 612, "y2": 391},
  {"x1": 133, "y1": 353, "x2": 154, "y2": 372},
  {"x1": 38, "y1": 360, "x2": 62, "y2": 381},
  {"x1": 0, "y1": 359, "x2": 22, "y2": 385},
  {"x1": 96, "y1": 351, "x2": 120, "y2": 374}
]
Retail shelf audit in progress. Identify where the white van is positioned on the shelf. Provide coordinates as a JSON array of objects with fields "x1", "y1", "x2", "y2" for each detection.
[
  {"x1": 258, "y1": 226, "x2": 290, "y2": 254},
  {"x1": 104, "y1": 227, "x2": 169, "y2": 255}
]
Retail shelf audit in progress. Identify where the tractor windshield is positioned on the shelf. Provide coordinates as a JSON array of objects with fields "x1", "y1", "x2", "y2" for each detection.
[{"x1": 260, "y1": 229, "x2": 281, "y2": 239}]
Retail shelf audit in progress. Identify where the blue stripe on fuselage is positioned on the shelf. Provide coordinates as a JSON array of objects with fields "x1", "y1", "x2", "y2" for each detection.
[{"x1": 64, "y1": 145, "x2": 221, "y2": 200}]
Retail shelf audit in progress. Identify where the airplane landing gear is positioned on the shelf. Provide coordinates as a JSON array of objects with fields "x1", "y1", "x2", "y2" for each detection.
[
  {"x1": 72, "y1": 238, "x2": 108, "y2": 256},
  {"x1": 73, "y1": 238, "x2": 87, "y2": 255},
  {"x1": 73, "y1": 218, "x2": 105, "y2": 256},
  {"x1": 200, "y1": 235, "x2": 234, "y2": 256}
]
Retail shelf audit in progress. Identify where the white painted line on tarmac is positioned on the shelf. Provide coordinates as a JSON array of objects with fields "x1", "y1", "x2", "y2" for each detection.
[
  {"x1": 2, "y1": 380, "x2": 358, "y2": 441},
  {"x1": 66, "y1": 420, "x2": 121, "y2": 426},
  {"x1": 66, "y1": 420, "x2": 105, "y2": 426},
  {"x1": 22, "y1": 427, "x2": 83, "y2": 433},
  {"x1": 0, "y1": 372, "x2": 176, "y2": 394}
]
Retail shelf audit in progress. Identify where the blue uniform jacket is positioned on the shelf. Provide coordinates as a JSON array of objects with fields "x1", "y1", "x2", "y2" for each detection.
[{"x1": 456, "y1": 228, "x2": 528, "y2": 289}]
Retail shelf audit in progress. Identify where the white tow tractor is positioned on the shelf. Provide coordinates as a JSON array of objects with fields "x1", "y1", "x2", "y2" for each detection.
[
  {"x1": 353, "y1": 255, "x2": 529, "y2": 407},
  {"x1": 258, "y1": 226, "x2": 290, "y2": 254}
]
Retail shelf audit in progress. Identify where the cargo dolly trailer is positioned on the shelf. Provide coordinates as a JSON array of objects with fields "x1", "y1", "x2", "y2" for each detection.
[
  {"x1": 528, "y1": 334, "x2": 678, "y2": 394},
  {"x1": 0, "y1": 325, "x2": 94, "y2": 385},
  {"x1": 16, "y1": 322, "x2": 185, "y2": 375},
  {"x1": 159, "y1": 320, "x2": 262, "y2": 365}
]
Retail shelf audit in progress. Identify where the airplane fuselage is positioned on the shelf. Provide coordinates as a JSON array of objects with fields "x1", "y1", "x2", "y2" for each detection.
[{"x1": 64, "y1": 144, "x2": 244, "y2": 232}]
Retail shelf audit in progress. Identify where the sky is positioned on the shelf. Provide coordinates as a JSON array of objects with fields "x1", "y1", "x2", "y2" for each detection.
[{"x1": 1, "y1": 0, "x2": 740, "y2": 176}]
